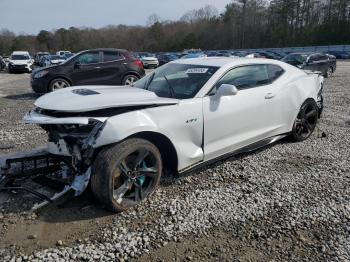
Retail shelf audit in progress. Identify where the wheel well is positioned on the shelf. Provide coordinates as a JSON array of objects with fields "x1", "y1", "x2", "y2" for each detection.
[
  {"x1": 122, "y1": 71, "x2": 141, "y2": 81},
  {"x1": 130, "y1": 131, "x2": 178, "y2": 174}
]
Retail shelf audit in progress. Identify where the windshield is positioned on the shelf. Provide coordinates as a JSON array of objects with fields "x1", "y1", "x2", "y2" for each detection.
[
  {"x1": 11, "y1": 55, "x2": 30, "y2": 60},
  {"x1": 139, "y1": 53, "x2": 153, "y2": 58},
  {"x1": 133, "y1": 63, "x2": 219, "y2": 99},
  {"x1": 282, "y1": 54, "x2": 308, "y2": 64}
]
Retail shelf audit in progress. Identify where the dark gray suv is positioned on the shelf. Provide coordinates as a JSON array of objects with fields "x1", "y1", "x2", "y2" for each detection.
[
  {"x1": 282, "y1": 52, "x2": 336, "y2": 78},
  {"x1": 31, "y1": 48, "x2": 145, "y2": 93}
]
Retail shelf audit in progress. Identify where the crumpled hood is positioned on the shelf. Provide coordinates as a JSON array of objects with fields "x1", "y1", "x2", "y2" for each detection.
[{"x1": 34, "y1": 86, "x2": 179, "y2": 112}]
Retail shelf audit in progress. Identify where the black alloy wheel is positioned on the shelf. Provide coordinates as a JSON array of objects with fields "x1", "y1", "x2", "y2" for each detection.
[{"x1": 291, "y1": 100, "x2": 319, "y2": 142}]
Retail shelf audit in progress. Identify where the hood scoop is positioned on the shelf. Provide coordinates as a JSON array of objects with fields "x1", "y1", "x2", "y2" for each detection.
[{"x1": 72, "y1": 88, "x2": 100, "y2": 96}]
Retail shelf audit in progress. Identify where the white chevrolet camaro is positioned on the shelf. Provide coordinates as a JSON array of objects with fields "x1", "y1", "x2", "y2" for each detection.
[{"x1": 21, "y1": 57, "x2": 323, "y2": 211}]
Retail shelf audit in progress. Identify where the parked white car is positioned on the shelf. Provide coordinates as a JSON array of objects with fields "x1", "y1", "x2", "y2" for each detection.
[
  {"x1": 56, "y1": 50, "x2": 71, "y2": 56},
  {"x1": 12, "y1": 57, "x2": 323, "y2": 212},
  {"x1": 49, "y1": 55, "x2": 66, "y2": 65},
  {"x1": 138, "y1": 52, "x2": 159, "y2": 68},
  {"x1": 8, "y1": 51, "x2": 34, "y2": 73}
]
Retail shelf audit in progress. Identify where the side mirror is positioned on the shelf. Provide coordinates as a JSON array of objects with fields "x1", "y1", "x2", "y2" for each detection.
[
  {"x1": 216, "y1": 84, "x2": 238, "y2": 97},
  {"x1": 74, "y1": 61, "x2": 81, "y2": 69}
]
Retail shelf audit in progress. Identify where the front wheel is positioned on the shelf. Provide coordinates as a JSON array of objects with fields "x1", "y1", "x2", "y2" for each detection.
[
  {"x1": 48, "y1": 78, "x2": 70, "y2": 92},
  {"x1": 91, "y1": 138, "x2": 162, "y2": 212},
  {"x1": 324, "y1": 67, "x2": 333, "y2": 78},
  {"x1": 290, "y1": 99, "x2": 319, "y2": 142},
  {"x1": 122, "y1": 75, "x2": 139, "y2": 86}
]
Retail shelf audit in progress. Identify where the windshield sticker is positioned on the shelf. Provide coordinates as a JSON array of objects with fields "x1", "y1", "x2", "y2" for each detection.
[{"x1": 186, "y1": 68, "x2": 209, "y2": 74}]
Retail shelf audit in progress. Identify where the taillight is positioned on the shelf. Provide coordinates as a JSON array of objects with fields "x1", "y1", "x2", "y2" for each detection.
[{"x1": 134, "y1": 59, "x2": 144, "y2": 69}]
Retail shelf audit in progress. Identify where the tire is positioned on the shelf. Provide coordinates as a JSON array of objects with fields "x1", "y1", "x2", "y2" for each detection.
[
  {"x1": 91, "y1": 138, "x2": 162, "y2": 212},
  {"x1": 122, "y1": 74, "x2": 139, "y2": 86},
  {"x1": 48, "y1": 78, "x2": 70, "y2": 92},
  {"x1": 290, "y1": 99, "x2": 319, "y2": 142},
  {"x1": 324, "y1": 67, "x2": 333, "y2": 78}
]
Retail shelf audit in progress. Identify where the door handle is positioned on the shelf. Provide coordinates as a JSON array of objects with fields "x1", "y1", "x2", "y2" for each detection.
[
  {"x1": 265, "y1": 93, "x2": 275, "y2": 99},
  {"x1": 94, "y1": 66, "x2": 101, "y2": 69}
]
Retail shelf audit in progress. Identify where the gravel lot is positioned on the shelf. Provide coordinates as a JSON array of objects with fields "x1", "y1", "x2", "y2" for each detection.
[{"x1": 0, "y1": 63, "x2": 349, "y2": 261}]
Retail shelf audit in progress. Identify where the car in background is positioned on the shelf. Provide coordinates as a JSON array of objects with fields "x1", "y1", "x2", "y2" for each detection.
[
  {"x1": 327, "y1": 51, "x2": 350, "y2": 59},
  {"x1": 49, "y1": 55, "x2": 66, "y2": 65},
  {"x1": 63, "y1": 53, "x2": 75, "y2": 59},
  {"x1": 34, "y1": 52, "x2": 50, "y2": 65},
  {"x1": 8, "y1": 51, "x2": 34, "y2": 73},
  {"x1": 282, "y1": 52, "x2": 336, "y2": 78},
  {"x1": 231, "y1": 51, "x2": 249, "y2": 57},
  {"x1": 156, "y1": 53, "x2": 178, "y2": 66},
  {"x1": 137, "y1": 52, "x2": 159, "y2": 68},
  {"x1": 245, "y1": 53, "x2": 266, "y2": 58},
  {"x1": 217, "y1": 50, "x2": 238, "y2": 57},
  {"x1": 56, "y1": 50, "x2": 71, "y2": 56},
  {"x1": 181, "y1": 53, "x2": 207, "y2": 59},
  {"x1": 31, "y1": 48, "x2": 145, "y2": 93},
  {"x1": 38, "y1": 55, "x2": 51, "y2": 67},
  {"x1": 255, "y1": 51, "x2": 282, "y2": 60},
  {"x1": 0, "y1": 56, "x2": 6, "y2": 71}
]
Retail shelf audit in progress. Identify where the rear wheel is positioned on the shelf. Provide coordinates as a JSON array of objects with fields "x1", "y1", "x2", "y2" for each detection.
[
  {"x1": 290, "y1": 99, "x2": 319, "y2": 142},
  {"x1": 325, "y1": 67, "x2": 333, "y2": 78},
  {"x1": 49, "y1": 78, "x2": 70, "y2": 92},
  {"x1": 91, "y1": 138, "x2": 162, "y2": 212},
  {"x1": 122, "y1": 75, "x2": 139, "y2": 86}
]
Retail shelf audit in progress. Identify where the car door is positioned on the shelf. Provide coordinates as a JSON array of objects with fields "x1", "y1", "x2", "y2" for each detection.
[
  {"x1": 68, "y1": 51, "x2": 103, "y2": 85},
  {"x1": 98, "y1": 51, "x2": 126, "y2": 85},
  {"x1": 202, "y1": 64, "x2": 287, "y2": 161},
  {"x1": 305, "y1": 54, "x2": 326, "y2": 73},
  {"x1": 317, "y1": 54, "x2": 330, "y2": 75}
]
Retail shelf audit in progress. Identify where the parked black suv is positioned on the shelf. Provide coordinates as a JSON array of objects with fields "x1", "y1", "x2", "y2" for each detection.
[
  {"x1": 31, "y1": 49, "x2": 145, "y2": 93},
  {"x1": 282, "y1": 52, "x2": 336, "y2": 78}
]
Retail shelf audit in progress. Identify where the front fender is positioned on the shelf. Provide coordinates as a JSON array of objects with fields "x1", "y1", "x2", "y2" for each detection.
[
  {"x1": 94, "y1": 102, "x2": 204, "y2": 171},
  {"x1": 94, "y1": 110, "x2": 162, "y2": 147}
]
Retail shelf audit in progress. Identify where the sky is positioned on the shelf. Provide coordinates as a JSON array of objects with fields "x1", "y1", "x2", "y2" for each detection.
[{"x1": 0, "y1": 0, "x2": 230, "y2": 35}]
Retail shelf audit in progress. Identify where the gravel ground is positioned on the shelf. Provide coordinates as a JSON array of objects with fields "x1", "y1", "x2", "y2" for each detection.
[{"x1": 0, "y1": 63, "x2": 349, "y2": 261}]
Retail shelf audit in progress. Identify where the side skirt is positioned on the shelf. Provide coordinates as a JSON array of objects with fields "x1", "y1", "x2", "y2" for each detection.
[{"x1": 179, "y1": 134, "x2": 288, "y2": 175}]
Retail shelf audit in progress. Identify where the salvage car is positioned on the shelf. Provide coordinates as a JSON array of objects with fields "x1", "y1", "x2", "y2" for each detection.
[
  {"x1": 31, "y1": 48, "x2": 145, "y2": 93},
  {"x1": 282, "y1": 52, "x2": 335, "y2": 77},
  {"x1": 8, "y1": 51, "x2": 34, "y2": 73},
  {"x1": 0, "y1": 57, "x2": 323, "y2": 212}
]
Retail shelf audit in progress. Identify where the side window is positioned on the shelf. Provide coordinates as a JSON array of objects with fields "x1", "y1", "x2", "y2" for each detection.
[
  {"x1": 267, "y1": 64, "x2": 284, "y2": 82},
  {"x1": 216, "y1": 65, "x2": 270, "y2": 90},
  {"x1": 318, "y1": 54, "x2": 328, "y2": 61},
  {"x1": 77, "y1": 52, "x2": 100, "y2": 65},
  {"x1": 103, "y1": 51, "x2": 124, "y2": 62},
  {"x1": 309, "y1": 54, "x2": 319, "y2": 63}
]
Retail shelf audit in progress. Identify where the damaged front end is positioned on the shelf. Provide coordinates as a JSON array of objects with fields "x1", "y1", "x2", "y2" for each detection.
[{"x1": 0, "y1": 108, "x2": 107, "y2": 210}]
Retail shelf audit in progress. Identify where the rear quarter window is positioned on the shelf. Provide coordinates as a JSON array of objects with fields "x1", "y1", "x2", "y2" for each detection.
[{"x1": 267, "y1": 64, "x2": 285, "y2": 82}]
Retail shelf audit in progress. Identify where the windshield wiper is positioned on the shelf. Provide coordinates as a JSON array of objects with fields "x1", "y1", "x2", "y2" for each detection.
[
  {"x1": 163, "y1": 75, "x2": 175, "y2": 98},
  {"x1": 145, "y1": 72, "x2": 155, "y2": 89}
]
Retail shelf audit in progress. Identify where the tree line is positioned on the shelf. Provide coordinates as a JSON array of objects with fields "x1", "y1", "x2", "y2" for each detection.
[{"x1": 0, "y1": 0, "x2": 349, "y2": 55}]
